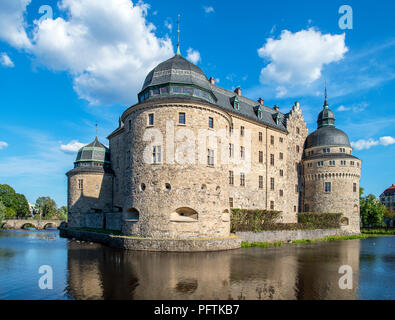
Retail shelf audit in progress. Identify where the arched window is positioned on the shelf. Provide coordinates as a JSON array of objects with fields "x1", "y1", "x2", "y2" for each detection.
[
  {"x1": 171, "y1": 207, "x2": 199, "y2": 222},
  {"x1": 341, "y1": 217, "x2": 349, "y2": 226}
]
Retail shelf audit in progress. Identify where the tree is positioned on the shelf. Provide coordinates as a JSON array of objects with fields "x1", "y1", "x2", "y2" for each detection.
[
  {"x1": 56, "y1": 206, "x2": 68, "y2": 221},
  {"x1": 0, "y1": 184, "x2": 30, "y2": 217},
  {"x1": 0, "y1": 201, "x2": 6, "y2": 223},
  {"x1": 360, "y1": 194, "x2": 388, "y2": 227},
  {"x1": 35, "y1": 196, "x2": 58, "y2": 218}
]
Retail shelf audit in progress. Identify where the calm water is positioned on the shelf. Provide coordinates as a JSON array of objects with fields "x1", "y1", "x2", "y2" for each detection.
[{"x1": 0, "y1": 229, "x2": 394, "y2": 300}]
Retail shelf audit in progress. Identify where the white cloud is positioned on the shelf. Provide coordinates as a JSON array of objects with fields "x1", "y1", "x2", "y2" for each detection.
[
  {"x1": 186, "y1": 48, "x2": 201, "y2": 64},
  {"x1": 337, "y1": 102, "x2": 368, "y2": 112},
  {"x1": 0, "y1": 53, "x2": 14, "y2": 67},
  {"x1": 0, "y1": 0, "x2": 31, "y2": 48},
  {"x1": 203, "y1": 6, "x2": 214, "y2": 14},
  {"x1": 0, "y1": 0, "x2": 174, "y2": 105},
  {"x1": 337, "y1": 105, "x2": 350, "y2": 112},
  {"x1": 351, "y1": 136, "x2": 395, "y2": 150},
  {"x1": 60, "y1": 140, "x2": 86, "y2": 153},
  {"x1": 164, "y1": 19, "x2": 172, "y2": 32},
  {"x1": 258, "y1": 28, "x2": 348, "y2": 86},
  {"x1": 0, "y1": 141, "x2": 8, "y2": 149}
]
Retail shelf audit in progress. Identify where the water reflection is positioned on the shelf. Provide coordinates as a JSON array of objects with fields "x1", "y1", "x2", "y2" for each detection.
[{"x1": 66, "y1": 240, "x2": 361, "y2": 300}]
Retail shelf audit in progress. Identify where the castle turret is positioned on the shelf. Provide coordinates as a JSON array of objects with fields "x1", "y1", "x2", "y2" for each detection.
[
  {"x1": 302, "y1": 96, "x2": 361, "y2": 233},
  {"x1": 66, "y1": 137, "x2": 113, "y2": 228}
]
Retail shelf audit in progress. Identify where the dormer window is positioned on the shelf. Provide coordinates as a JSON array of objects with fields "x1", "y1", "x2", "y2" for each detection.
[
  {"x1": 232, "y1": 96, "x2": 240, "y2": 110},
  {"x1": 256, "y1": 105, "x2": 263, "y2": 120}
]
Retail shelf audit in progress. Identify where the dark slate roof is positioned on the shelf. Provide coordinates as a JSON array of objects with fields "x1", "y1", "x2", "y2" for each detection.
[
  {"x1": 381, "y1": 185, "x2": 395, "y2": 197},
  {"x1": 303, "y1": 152, "x2": 359, "y2": 161},
  {"x1": 209, "y1": 85, "x2": 287, "y2": 131},
  {"x1": 142, "y1": 55, "x2": 211, "y2": 91},
  {"x1": 135, "y1": 55, "x2": 288, "y2": 132},
  {"x1": 305, "y1": 126, "x2": 351, "y2": 149},
  {"x1": 75, "y1": 137, "x2": 111, "y2": 164}
]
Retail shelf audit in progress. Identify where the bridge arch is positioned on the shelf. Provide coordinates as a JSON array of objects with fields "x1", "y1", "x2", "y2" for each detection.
[
  {"x1": 43, "y1": 223, "x2": 57, "y2": 229},
  {"x1": 21, "y1": 223, "x2": 37, "y2": 230}
]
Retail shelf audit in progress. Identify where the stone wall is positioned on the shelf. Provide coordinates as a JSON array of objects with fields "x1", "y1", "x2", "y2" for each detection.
[
  {"x1": 237, "y1": 228, "x2": 347, "y2": 243},
  {"x1": 60, "y1": 227, "x2": 242, "y2": 252},
  {"x1": 84, "y1": 212, "x2": 122, "y2": 231}
]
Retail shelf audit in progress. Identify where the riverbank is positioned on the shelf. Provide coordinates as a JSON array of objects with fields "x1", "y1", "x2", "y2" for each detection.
[{"x1": 241, "y1": 234, "x2": 369, "y2": 248}]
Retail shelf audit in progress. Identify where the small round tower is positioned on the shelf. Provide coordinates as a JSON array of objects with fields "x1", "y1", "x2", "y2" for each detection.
[
  {"x1": 66, "y1": 137, "x2": 113, "y2": 228},
  {"x1": 302, "y1": 97, "x2": 361, "y2": 233}
]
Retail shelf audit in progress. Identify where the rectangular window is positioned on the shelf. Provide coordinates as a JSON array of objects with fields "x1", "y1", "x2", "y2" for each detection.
[
  {"x1": 259, "y1": 176, "x2": 263, "y2": 189},
  {"x1": 229, "y1": 144, "x2": 234, "y2": 158},
  {"x1": 179, "y1": 112, "x2": 186, "y2": 124},
  {"x1": 229, "y1": 197, "x2": 234, "y2": 208},
  {"x1": 160, "y1": 87, "x2": 169, "y2": 94},
  {"x1": 296, "y1": 127, "x2": 300, "y2": 134},
  {"x1": 279, "y1": 152, "x2": 283, "y2": 160},
  {"x1": 294, "y1": 206, "x2": 297, "y2": 212},
  {"x1": 317, "y1": 161, "x2": 324, "y2": 167},
  {"x1": 241, "y1": 126, "x2": 245, "y2": 136},
  {"x1": 240, "y1": 173, "x2": 245, "y2": 187},
  {"x1": 230, "y1": 124, "x2": 234, "y2": 135},
  {"x1": 353, "y1": 183, "x2": 357, "y2": 193},
  {"x1": 270, "y1": 178, "x2": 275, "y2": 191},
  {"x1": 240, "y1": 146, "x2": 245, "y2": 160},
  {"x1": 280, "y1": 169, "x2": 284, "y2": 177},
  {"x1": 279, "y1": 189, "x2": 283, "y2": 197},
  {"x1": 78, "y1": 179, "x2": 83, "y2": 190},
  {"x1": 325, "y1": 182, "x2": 332, "y2": 193},
  {"x1": 295, "y1": 184, "x2": 299, "y2": 193},
  {"x1": 271, "y1": 135, "x2": 274, "y2": 145},
  {"x1": 270, "y1": 154, "x2": 274, "y2": 166},
  {"x1": 207, "y1": 149, "x2": 214, "y2": 166},
  {"x1": 128, "y1": 119, "x2": 132, "y2": 131},
  {"x1": 209, "y1": 117, "x2": 214, "y2": 129},
  {"x1": 152, "y1": 88, "x2": 160, "y2": 95},
  {"x1": 323, "y1": 148, "x2": 330, "y2": 153},
  {"x1": 350, "y1": 161, "x2": 355, "y2": 166},
  {"x1": 182, "y1": 88, "x2": 193, "y2": 94},
  {"x1": 153, "y1": 146, "x2": 161, "y2": 164},
  {"x1": 148, "y1": 113, "x2": 154, "y2": 126},
  {"x1": 279, "y1": 137, "x2": 283, "y2": 143},
  {"x1": 172, "y1": 87, "x2": 181, "y2": 93},
  {"x1": 329, "y1": 160, "x2": 336, "y2": 166},
  {"x1": 229, "y1": 171, "x2": 234, "y2": 185},
  {"x1": 259, "y1": 132, "x2": 263, "y2": 142},
  {"x1": 259, "y1": 151, "x2": 263, "y2": 163},
  {"x1": 296, "y1": 145, "x2": 300, "y2": 153},
  {"x1": 270, "y1": 201, "x2": 275, "y2": 210}
]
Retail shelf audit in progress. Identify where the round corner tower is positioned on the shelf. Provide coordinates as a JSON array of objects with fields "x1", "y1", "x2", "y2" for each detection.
[
  {"x1": 302, "y1": 97, "x2": 361, "y2": 233},
  {"x1": 66, "y1": 137, "x2": 114, "y2": 228}
]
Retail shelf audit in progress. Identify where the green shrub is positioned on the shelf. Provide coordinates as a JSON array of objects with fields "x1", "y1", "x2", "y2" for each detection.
[
  {"x1": 297, "y1": 212, "x2": 342, "y2": 229},
  {"x1": 231, "y1": 209, "x2": 342, "y2": 232}
]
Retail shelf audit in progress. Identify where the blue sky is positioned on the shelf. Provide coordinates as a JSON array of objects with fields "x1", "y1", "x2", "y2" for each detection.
[{"x1": 0, "y1": 0, "x2": 394, "y2": 206}]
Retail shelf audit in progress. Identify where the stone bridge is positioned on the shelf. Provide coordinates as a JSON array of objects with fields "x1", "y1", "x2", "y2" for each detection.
[{"x1": 0, "y1": 219, "x2": 64, "y2": 230}]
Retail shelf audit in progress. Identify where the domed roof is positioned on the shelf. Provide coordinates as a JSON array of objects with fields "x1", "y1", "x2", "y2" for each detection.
[
  {"x1": 141, "y1": 54, "x2": 211, "y2": 91},
  {"x1": 305, "y1": 96, "x2": 351, "y2": 149},
  {"x1": 75, "y1": 137, "x2": 111, "y2": 165},
  {"x1": 305, "y1": 126, "x2": 351, "y2": 149}
]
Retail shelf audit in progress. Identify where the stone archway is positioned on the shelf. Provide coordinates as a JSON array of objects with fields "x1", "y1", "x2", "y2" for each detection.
[
  {"x1": 170, "y1": 207, "x2": 198, "y2": 222},
  {"x1": 125, "y1": 208, "x2": 140, "y2": 221}
]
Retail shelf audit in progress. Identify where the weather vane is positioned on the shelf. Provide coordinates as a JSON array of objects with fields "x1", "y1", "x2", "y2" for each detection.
[{"x1": 176, "y1": 14, "x2": 181, "y2": 55}]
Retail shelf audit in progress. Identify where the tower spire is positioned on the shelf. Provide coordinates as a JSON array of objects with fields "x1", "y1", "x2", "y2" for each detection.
[
  {"x1": 324, "y1": 79, "x2": 328, "y2": 108},
  {"x1": 95, "y1": 121, "x2": 98, "y2": 138},
  {"x1": 176, "y1": 14, "x2": 181, "y2": 56}
]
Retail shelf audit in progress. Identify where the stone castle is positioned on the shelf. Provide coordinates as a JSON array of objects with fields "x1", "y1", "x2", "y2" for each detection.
[{"x1": 66, "y1": 51, "x2": 361, "y2": 242}]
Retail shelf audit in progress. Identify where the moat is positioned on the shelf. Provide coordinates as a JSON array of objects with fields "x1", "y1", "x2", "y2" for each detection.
[{"x1": 0, "y1": 229, "x2": 394, "y2": 300}]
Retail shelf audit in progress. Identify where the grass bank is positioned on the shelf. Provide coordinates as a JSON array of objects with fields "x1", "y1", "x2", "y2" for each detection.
[
  {"x1": 242, "y1": 234, "x2": 369, "y2": 248},
  {"x1": 361, "y1": 229, "x2": 395, "y2": 235}
]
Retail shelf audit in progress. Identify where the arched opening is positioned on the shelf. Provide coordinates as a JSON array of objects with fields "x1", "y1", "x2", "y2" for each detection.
[
  {"x1": 21, "y1": 223, "x2": 36, "y2": 230},
  {"x1": 354, "y1": 205, "x2": 359, "y2": 212},
  {"x1": 341, "y1": 217, "x2": 349, "y2": 226},
  {"x1": 222, "y1": 209, "x2": 230, "y2": 222},
  {"x1": 125, "y1": 208, "x2": 140, "y2": 221},
  {"x1": 43, "y1": 223, "x2": 56, "y2": 230},
  {"x1": 201, "y1": 184, "x2": 207, "y2": 191},
  {"x1": 171, "y1": 207, "x2": 198, "y2": 222},
  {"x1": 165, "y1": 183, "x2": 171, "y2": 191}
]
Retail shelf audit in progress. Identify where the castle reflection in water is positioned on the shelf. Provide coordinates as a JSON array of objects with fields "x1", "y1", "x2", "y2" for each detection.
[{"x1": 66, "y1": 241, "x2": 360, "y2": 300}]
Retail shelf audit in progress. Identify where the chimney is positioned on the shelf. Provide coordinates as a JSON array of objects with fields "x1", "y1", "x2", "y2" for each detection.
[
  {"x1": 234, "y1": 87, "x2": 241, "y2": 96},
  {"x1": 258, "y1": 98, "x2": 264, "y2": 105},
  {"x1": 209, "y1": 77, "x2": 215, "y2": 85},
  {"x1": 274, "y1": 105, "x2": 279, "y2": 112}
]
